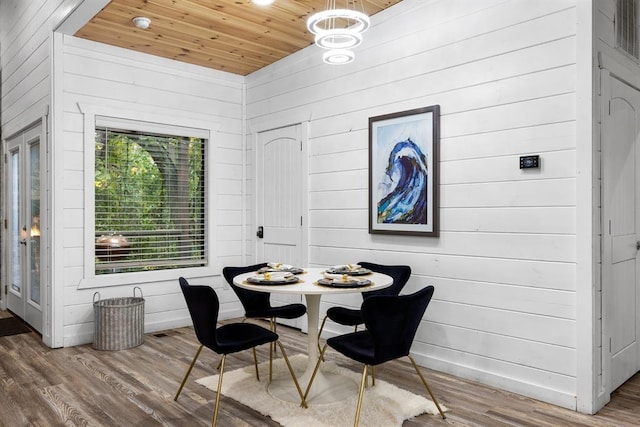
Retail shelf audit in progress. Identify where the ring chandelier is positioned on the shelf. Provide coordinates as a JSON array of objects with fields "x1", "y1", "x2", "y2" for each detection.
[{"x1": 307, "y1": 1, "x2": 370, "y2": 64}]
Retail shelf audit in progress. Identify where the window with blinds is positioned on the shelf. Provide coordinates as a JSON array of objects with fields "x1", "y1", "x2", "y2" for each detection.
[
  {"x1": 617, "y1": 0, "x2": 639, "y2": 60},
  {"x1": 94, "y1": 126, "x2": 206, "y2": 274}
]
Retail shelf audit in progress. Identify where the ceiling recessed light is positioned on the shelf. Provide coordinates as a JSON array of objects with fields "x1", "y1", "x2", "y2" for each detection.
[
  {"x1": 132, "y1": 16, "x2": 151, "y2": 30},
  {"x1": 252, "y1": 0, "x2": 275, "y2": 5}
]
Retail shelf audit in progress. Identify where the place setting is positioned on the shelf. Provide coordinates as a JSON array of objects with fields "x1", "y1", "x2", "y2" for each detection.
[
  {"x1": 257, "y1": 262, "x2": 305, "y2": 275},
  {"x1": 245, "y1": 262, "x2": 305, "y2": 285},
  {"x1": 317, "y1": 264, "x2": 374, "y2": 288}
]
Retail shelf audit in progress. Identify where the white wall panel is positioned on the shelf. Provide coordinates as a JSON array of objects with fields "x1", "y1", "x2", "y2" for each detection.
[
  {"x1": 310, "y1": 229, "x2": 576, "y2": 262},
  {"x1": 442, "y1": 150, "x2": 576, "y2": 184},
  {"x1": 0, "y1": 0, "x2": 78, "y2": 135},
  {"x1": 443, "y1": 178, "x2": 576, "y2": 207},
  {"x1": 57, "y1": 35, "x2": 244, "y2": 345},
  {"x1": 428, "y1": 277, "x2": 575, "y2": 319},
  {"x1": 442, "y1": 206, "x2": 576, "y2": 234},
  {"x1": 442, "y1": 122, "x2": 576, "y2": 161},
  {"x1": 310, "y1": 250, "x2": 577, "y2": 294}
]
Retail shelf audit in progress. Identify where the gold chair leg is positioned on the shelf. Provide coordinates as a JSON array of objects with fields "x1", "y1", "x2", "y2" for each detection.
[
  {"x1": 271, "y1": 318, "x2": 278, "y2": 351},
  {"x1": 276, "y1": 341, "x2": 308, "y2": 408},
  {"x1": 212, "y1": 355, "x2": 226, "y2": 427},
  {"x1": 353, "y1": 365, "x2": 369, "y2": 427},
  {"x1": 371, "y1": 365, "x2": 376, "y2": 386},
  {"x1": 174, "y1": 344, "x2": 203, "y2": 401},
  {"x1": 408, "y1": 355, "x2": 446, "y2": 419},
  {"x1": 317, "y1": 315, "x2": 329, "y2": 361},
  {"x1": 269, "y1": 344, "x2": 274, "y2": 382},
  {"x1": 304, "y1": 343, "x2": 327, "y2": 403},
  {"x1": 252, "y1": 347, "x2": 260, "y2": 381},
  {"x1": 269, "y1": 318, "x2": 275, "y2": 381}
]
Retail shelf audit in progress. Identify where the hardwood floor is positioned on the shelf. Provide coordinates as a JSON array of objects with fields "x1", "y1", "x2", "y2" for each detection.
[{"x1": 1, "y1": 314, "x2": 639, "y2": 426}]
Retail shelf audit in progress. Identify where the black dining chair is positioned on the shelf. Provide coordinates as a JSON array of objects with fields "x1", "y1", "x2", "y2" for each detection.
[
  {"x1": 306, "y1": 286, "x2": 446, "y2": 426},
  {"x1": 223, "y1": 263, "x2": 307, "y2": 379},
  {"x1": 317, "y1": 262, "x2": 411, "y2": 342},
  {"x1": 174, "y1": 277, "x2": 307, "y2": 426}
]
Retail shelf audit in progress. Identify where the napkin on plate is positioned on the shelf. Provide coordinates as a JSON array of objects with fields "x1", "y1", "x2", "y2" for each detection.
[
  {"x1": 331, "y1": 264, "x2": 361, "y2": 272},
  {"x1": 260, "y1": 271, "x2": 293, "y2": 281},
  {"x1": 267, "y1": 262, "x2": 293, "y2": 270},
  {"x1": 323, "y1": 272, "x2": 351, "y2": 282}
]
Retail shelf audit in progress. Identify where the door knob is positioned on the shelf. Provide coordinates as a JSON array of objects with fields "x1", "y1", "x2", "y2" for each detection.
[
  {"x1": 637, "y1": 241, "x2": 640, "y2": 250},
  {"x1": 257, "y1": 226, "x2": 264, "y2": 239}
]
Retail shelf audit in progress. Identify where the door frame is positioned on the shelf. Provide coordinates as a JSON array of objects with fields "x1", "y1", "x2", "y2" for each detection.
[
  {"x1": 250, "y1": 120, "x2": 309, "y2": 330},
  {"x1": 255, "y1": 123, "x2": 308, "y2": 266},
  {"x1": 601, "y1": 68, "x2": 640, "y2": 402},
  {"x1": 1, "y1": 119, "x2": 49, "y2": 336},
  {"x1": 250, "y1": 119, "x2": 309, "y2": 268}
]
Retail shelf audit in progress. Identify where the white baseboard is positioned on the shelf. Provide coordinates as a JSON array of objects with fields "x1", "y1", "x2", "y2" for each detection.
[{"x1": 411, "y1": 352, "x2": 577, "y2": 411}]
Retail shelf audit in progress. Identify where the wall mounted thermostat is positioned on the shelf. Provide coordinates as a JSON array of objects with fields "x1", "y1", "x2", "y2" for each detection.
[{"x1": 519, "y1": 155, "x2": 540, "y2": 169}]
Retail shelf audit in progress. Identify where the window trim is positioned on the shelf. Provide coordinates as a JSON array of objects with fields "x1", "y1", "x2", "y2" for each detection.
[{"x1": 77, "y1": 104, "x2": 219, "y2": 289}]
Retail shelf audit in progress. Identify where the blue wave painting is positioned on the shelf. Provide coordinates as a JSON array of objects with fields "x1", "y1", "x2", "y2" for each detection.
[{"x1": 377, "y1": 138, "x2": 428, "y2": 224}]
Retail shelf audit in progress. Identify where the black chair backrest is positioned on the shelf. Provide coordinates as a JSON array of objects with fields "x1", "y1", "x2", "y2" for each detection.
[
  {"x1": 361, "y1": 286, "x2": 434, "y2": 364},
  {"x1": 358, "y1": 261, "x2": 411, "y2": 299},
  {"x1": 222, "y1": 263, "x2": 270, "y2": 313},
  {"x1": 179, "y1": 277, "x2": 220, "y2": 351}
]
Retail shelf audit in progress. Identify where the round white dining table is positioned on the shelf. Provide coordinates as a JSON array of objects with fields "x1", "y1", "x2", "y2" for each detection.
[{"x1": 233, "y1": 266, "x2": 393, "y2": 405}]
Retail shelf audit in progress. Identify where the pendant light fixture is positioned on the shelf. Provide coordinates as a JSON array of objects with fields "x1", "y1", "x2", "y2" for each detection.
[{"x1": 307, "y1": 1, "x2": 370, "y2": 64}]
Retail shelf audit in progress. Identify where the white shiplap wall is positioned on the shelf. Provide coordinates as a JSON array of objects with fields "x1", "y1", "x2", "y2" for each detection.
[
  {"x1": 0, "y1": 0, "x2": 63, "y2": 136},
  {"x1": 246, "y1": 0, "x2": 580, "y2": 409},
  {"x1": 57, "y1": 35, "x2": 246, "y2": 346}
]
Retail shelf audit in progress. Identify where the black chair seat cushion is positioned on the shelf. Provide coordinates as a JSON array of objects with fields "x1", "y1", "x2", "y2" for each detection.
[
  {"x1": 210, "y1": 322, "x2": 277, "y2": 355},
  {"x1": 245, "y1": 303, "x2": 306, "y2": 320},
  {"x1": 326, "y1": 306, "x2": 364, "y2": 326},
  {"x1": 327, "y1": 331, "x2": 377, "y2": 365}
]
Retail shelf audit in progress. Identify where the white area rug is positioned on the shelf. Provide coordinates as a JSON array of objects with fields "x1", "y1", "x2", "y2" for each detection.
[{"x1": 196, "y1": 354, "x2": 446, "y2": 427}]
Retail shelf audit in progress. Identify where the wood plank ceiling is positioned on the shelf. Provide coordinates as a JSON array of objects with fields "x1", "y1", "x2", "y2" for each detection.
[{"x1": 74, "y1": 0, "x2": 403, "y2": 76}]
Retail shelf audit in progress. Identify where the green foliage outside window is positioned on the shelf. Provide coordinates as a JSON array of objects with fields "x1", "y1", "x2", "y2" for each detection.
[{"x1": 94, "y1": 128, "x2": 206, "y2": 274}]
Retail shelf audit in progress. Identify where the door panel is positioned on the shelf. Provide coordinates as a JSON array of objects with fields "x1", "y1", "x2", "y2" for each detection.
[
  {"x1": 256, "y1": 124, "x2": 306, "y2": 329},
  {"x1": 603, "y1": 73, "x2": 640, "y2": 393},
  {"x1": 5, "y1": 124, "x2": 43, "y2": 333},
  {"x1": 8, "y1": 147, "x2": 22, "y2": 306}
]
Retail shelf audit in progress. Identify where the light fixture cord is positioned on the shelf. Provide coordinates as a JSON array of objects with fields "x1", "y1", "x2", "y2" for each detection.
[{"x1": 328, "y1": 0, "x2": 335, "y2": 31}]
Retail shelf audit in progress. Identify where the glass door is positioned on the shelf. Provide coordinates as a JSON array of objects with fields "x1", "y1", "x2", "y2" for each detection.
[{"x1": 6, "y1": 124, "x2": 43, "y2": 333}]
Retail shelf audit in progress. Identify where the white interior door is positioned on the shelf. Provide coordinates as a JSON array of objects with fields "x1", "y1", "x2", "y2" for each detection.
[
  {"x1": 256, "y1": 123, "x2": 308, "y2": 330},
  {"x1": 5, "y1": 124, "x2": 44, "y2": 333},
  {"x1": 602, "y1": 72, "x2": 640, "y2": 394}
]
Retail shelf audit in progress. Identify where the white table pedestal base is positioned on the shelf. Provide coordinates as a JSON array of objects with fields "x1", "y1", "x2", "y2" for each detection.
[{"x1": 269, "y1": 293, "x2": 360, "y2": 404}]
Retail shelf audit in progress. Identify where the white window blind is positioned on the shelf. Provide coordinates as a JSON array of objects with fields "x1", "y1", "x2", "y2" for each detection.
[{"x1": 94, "y1": 125, "x2": 206, "y2": 274}]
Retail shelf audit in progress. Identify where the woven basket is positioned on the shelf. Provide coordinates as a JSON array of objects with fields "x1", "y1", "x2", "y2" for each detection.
[{"x1": 93, "y1": 287, "x2": 145, "y2": 351}]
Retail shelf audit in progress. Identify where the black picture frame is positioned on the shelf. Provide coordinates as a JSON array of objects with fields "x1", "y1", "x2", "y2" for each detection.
[{"x1": 368, "y1": 105, "x2": 440, "y2": 236}]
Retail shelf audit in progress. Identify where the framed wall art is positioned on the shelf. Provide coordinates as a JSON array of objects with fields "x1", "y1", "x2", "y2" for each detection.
[{"x1": 369, "y1": 105, "x2": 440, "y2": 236}]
